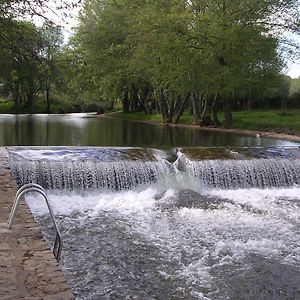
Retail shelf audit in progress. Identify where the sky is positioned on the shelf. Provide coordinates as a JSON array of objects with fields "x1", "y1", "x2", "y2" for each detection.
[
  {"x1": 284, "y1": 33, "x2": 300, "y2": 79},
  {"x1": 287, "y1": 62, "x2": 300, "y2": 78}
]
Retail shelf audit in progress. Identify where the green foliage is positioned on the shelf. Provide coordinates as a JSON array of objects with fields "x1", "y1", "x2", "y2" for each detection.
[
  {"x1": 68, "y1": 0, "x2": 299, "y2": 126},
  {"x1": 0, "y1": 101, "x2": 15, "y2": 113},
  {"x1": 0, "y1": 21, "x2": 44, "y2": 108},
  {"x1": 0, "y1": 0, "x2": 82, "y2": 113},
  {"x1": 0, "y1": 19, "x2": 65, "y2": 112},
  {"x1": 1, "y1": 0, "x2": 299, "y2": 119}
]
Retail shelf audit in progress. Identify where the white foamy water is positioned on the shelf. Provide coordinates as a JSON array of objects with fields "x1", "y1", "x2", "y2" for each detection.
[{"x1": 26, "y1": 186, "x2": 300, "y2": 300}]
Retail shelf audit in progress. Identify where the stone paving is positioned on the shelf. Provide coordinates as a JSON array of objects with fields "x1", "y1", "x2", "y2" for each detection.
[{"x1": 0, "y1": 148, "x2": 74, "y2": 300}]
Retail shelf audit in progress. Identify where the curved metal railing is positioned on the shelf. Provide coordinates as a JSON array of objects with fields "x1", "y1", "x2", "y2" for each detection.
[{"x1": 8, "y1": 183, "x2": 62, "y2": 261}]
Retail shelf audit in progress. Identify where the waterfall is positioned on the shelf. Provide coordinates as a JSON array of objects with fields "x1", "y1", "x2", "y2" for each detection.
[
  {"x1": 181, "y1": 158, "x2": 300, "y2": 189},
  {"x1": 10, "y1": 159, "x2": 173, "y2": 191},
  {"x1": 8, "y1": 147, "x2": 300, "y2": 191}
]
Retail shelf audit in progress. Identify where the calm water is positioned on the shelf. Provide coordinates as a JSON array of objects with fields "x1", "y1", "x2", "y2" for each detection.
[{"x1": 0, "y1": 114, "x2": 298, "y2": 148}]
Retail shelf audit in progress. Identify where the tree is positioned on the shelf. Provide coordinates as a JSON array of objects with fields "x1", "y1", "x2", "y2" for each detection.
[
  {"x1": 288, "y1": 76, "x2": 300, "y2": 108},
  {"x1": 0, "y1": 21, "x2": 45, "y2": 110},
  {"x1": 71, "y1": 0, "x2": 300, "y2": 125},
  {"x1": 39, "y1": 25, "x2": 63, "y2": 113}
]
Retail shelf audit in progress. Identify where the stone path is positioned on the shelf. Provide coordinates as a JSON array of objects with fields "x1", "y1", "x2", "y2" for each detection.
[{"x1": 0, "y1": 148, "x2": 74, "y2": 300}]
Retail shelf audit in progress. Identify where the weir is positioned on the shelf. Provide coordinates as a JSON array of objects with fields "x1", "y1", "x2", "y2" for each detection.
[
  {"x1": 8, "y1": 146, "x2": 300, "y2": 191},
  {"x1": 11, "y1": 159, "x2": 173, "y2": 190},
  {"x1": 6, "y1": 146, "x2": 300, "y2": 300},
  {"x1": 180, "y1": 158, "x2": 300, "y2": 189}
]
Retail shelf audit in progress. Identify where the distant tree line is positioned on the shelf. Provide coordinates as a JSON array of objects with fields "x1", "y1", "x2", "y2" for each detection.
[{"x1": 0, "y1": 0, "x2": 300, "y2": 125}]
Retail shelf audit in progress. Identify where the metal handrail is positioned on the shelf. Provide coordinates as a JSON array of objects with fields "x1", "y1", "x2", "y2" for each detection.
[{"x1": 8, "y1": 183, "x2": 63, "y2": 261}]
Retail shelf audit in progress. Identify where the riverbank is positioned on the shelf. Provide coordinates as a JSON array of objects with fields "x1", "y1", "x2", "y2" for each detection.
[
  {"x1": 104, "y1": 110, "x2": 300, "y2": 144},
  {"x1": 0, "y1": 148, "x2": 74, "y2": 299}
]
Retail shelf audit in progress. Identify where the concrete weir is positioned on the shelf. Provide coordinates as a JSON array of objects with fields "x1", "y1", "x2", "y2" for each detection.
[{"x1": 0, "y1": 148, "x2": 74, "y2": 300}]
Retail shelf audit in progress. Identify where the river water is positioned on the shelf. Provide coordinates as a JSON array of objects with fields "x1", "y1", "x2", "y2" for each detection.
[
  {"x1": 0, "y1": 113, "x2": 298, "y2": 148},
  {"x1": 4, "y1": 114, "x2": 300, "y2": 299},
  {"x1": 8, "y1": 146, "x2": 300, "y2": 300}
]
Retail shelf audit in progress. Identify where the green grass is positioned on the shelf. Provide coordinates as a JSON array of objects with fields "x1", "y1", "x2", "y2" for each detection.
[
  {"x1": 108, "y1": 110, "x2": 300, "y2": 134},
  {"x1": 0, "y1": 101, "x2": 16, "y2": 113},
  {"x1": 108, "y1": 111, "x2": 197, "y2": 124},
  {"x1": 107, "y1": 111, "x2": 163, "y2": 123},
  {"x1": 229, "y1": 110, "x2": 300, "y2": 133},
  {"x1": 0, "y1": 98, "x2": 82, "y2": 114}
]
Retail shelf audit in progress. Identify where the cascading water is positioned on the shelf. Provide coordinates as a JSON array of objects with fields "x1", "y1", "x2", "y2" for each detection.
[
  {"x1": 180, "y1": 158, "x2": 300, "y2": 189},
  {"x1": 11, "y1": 159, "x2": 173, "y2": 191},
  {"x1": 7, "y1": 147, "x2": 300, "y2": 300},
  {"x1": 9, "y1": 146, "x2": 300, "y2": 191},
  {"x1": 9, "y1": 147, "x2": 173, "y2": 191}
]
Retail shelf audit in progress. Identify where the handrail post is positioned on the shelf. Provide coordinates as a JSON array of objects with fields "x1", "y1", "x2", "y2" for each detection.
[{"x1": 8, "y1": 184, "x2": 63, "y2": 261}]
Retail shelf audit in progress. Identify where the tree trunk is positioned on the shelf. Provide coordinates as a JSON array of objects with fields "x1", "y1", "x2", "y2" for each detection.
[
  {"x1": 155, "y1": 98, "x2": 160, "y2": 115},
  {"x1": 129, "y1": 84, "x2": 139, "y2": 112},
  {"x1": 174, "y1": 92, "x2": 191, "y2": 124},
  {"x1": 211, "y1": 93, "x2": 221, "y2": 127},
  {"x1": 281, "y1": 97, "x2": 287, "y2": 115},
  {"x1": 139, "y1": 85, "x2": 151, "y2": 115},
  {"x1": 160, "y1": 89, "x2": 169, "y2": 123},
  {"x1": 200, "y1": 94, "x2": 207, "y2": 121},
  {"x1": 223, "y1": 96, "x2": 232, "y2": 128},
  {"x1": 191, "y1": 92, "x2": 201, "y2": 124},
  {"x1": 46, "y1": 79, "x2": 51, "y2": 114},
  {"x1": 25, "y1": 88, "x2": 38, "y2": 112},
  {"x1": 159, "y1": 89, "x2": 174, "y2": 123},
  {"x1": 122, "y1": 88, "x2": 129, "y2": 113},
  {"x1": 247, "y1": 90, "x2": 252, "y2": 110},
  {"x1": 168, "y1": 92, "x2": 175, "y2": 123}
]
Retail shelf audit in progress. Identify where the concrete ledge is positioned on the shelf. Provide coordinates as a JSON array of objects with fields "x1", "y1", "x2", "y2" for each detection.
[{"x1": 0, "y1": 148, "x2": 74, "y2": 300}]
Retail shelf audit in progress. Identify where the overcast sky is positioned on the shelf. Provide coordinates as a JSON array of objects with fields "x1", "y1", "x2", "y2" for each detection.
[{"x1": 287, "y1": 62, "x2": 300, "y2": 78}]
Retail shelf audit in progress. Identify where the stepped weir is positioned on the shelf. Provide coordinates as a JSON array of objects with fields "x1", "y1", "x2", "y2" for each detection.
[
  {"x1": 8, "y1": 146, "x2": 300, "y2": 191},
  {"x1": 6, "y1": 146, "x2": 300, "y2": 300}
]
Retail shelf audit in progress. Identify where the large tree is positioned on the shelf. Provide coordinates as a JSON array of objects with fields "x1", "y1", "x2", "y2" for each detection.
[
  {"x1": 0, "y1": 21, "x2": 44, "y2": 109},
  {"x1": 70, "y1": 0, "x2": 300, "y2": 125}
]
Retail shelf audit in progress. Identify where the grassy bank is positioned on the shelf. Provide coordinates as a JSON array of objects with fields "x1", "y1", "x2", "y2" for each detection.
[
  {"x1": 0, "y1": 99, "x2": 72, "y2": 114},
  {"x1": 229, "y1": 110, "x2": 300, "y2": 133},
  {"x1": 108, "y1": 110, "x2": 300, "y2": 134},
  {"x1": 0, "y1": 97, "x2": 99, "y2": 114}
]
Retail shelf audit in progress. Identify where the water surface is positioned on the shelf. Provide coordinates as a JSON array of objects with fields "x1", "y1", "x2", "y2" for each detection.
[
  {"x1": 8, "y1": 146, "x2": 300, "y2": 299},
  {"x1": 0, "y1": 114, "x2": 298, "y2": 148},
  {"x1": 27, "y1": 187, "x2": 300, "y2": 300},
  {"x1": 5, "y1": 114, "x2": 300, "y2": 300}
]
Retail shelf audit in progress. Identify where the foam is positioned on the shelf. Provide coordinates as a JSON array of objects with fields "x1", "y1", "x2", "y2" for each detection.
[
  {"x1": 25, "y1": 188, "x2": 158, "y2": 216},
  {"x1": 25, "y1": 187, "x2": 300, "y2": 299}
]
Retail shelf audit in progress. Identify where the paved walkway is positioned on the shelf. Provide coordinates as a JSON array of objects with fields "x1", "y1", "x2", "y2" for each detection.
[{"x1": 0, "y1": 148, "x2": 74, "y2": 300}]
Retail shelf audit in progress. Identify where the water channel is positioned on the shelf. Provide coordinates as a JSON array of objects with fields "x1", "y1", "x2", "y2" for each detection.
[{"x1": 3, "y1": 114, "x2": 300, "y2": 299}]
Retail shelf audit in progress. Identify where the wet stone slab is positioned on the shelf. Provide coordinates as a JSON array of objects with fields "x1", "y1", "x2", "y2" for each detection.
[{"x1": 0, "y1": 148, "x2": 74, "y2": 300}]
